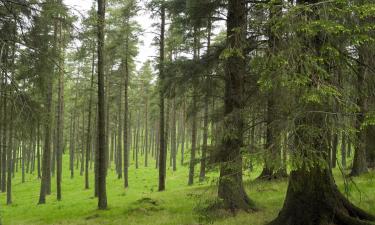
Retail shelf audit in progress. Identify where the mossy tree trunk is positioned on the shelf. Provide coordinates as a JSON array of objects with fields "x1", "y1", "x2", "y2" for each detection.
[{"x1": 217, "y1": 0, "x2": 256, "y2": 212}]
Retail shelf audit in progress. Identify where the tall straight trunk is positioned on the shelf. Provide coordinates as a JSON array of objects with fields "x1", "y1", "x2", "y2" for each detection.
[
  {"x1": 56, "y1": 15, "x2": 64, "y2": 201},
  {"x1": 31, "y1": 135, "x2": 36, "y2": 174},
  {"x1": 158, "y1": 2, "x2": 166, "y2": 191},
  {"x1": 171, "y1": 98, "x2": 177, "y2": 171},
  {"x1": 133, "y1": 126, "x2": 136, "y2": 161},
  {"x1": 97, "y1": 0, "x2": 107, "y2": 209},
  {"x1": 37, "y1": 123, "x2": 41, "y2": 179},
  {"x1": 69, "y1": 113, "x2": 75, "y2": 179},
  {"x1": 39, "y1": 89, "x2": 52, "y2": 203},
  {"x1": 188, "y1": 91, "x2": 197, "y2": 186},
  {"x1": 22, "y1": 143, "x2": 25, "y2": 183},
  {"x1": 94, "y1": 106, "x2": 99, "y2": 197},
  {"x1": 1, "y1": 71, "x2": 7, "y2": 192},
  {"x1": 110, "y1": 132, "x2": 115, "y2": 167},
  {"x1": 331, "y1": 132, "x2": 338, "y2": 169},
  {"x1": 38, "y1": 42, "x2": 53, "y2": 204},
  {"x1": 200, "y1": 19, "x2": 212, "y2": 182},
  {"x1": 80, "y1": 111, "x2": 85, "y2": 176},
  {"x1": 200, "y1": 94, "x2": 209, "y2": 181},
  {"x1": 180, "y1": 102, "x2": 186, "y2": 165},
  {"x1": 123, "y1": 29, "x2": 130, "y2": 188},
  {"x1": 105, "y1": 72, "x2": 111, "y2": 173},
  {"x1": 117, "y1": 69, "x2": 123, "y2": 178},
  {"x1": 188, "y1": 27, "x2": 199, "y2": 186},
  {"x1": 217, "y1": 0, "x2": 255, "y2": 211},
  {"x1": 135, "y1": 111, "x2": 140, "y2": 169},
  {"x1": 155, "y1": 121, "x2": 160, "y2": 169},
  {"x1": 0, "y1": 72, "x2": 2, "y2": 190},
  {"x1": 351, "y1": 46, "x2": 368, "y2": 176},
  {"x1": 145, "y1": 98, "x2": 149, "y2": 167},
  {"x1": 85, "y1": 56, "x2": 95, "y2": 189},
  {"x1": 165, "y1": 99, "x2": 170, "y2": 167},
  {"x1": 7, "y1": 103, "x2": 13, "y2": 205}
]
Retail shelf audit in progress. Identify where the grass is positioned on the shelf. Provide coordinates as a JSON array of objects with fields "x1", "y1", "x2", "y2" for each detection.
[{"x1": 1, "y1": 154, "x2": 374, "y2": 225}]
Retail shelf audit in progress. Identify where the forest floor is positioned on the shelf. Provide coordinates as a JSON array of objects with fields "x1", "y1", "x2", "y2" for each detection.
[{"x1": 2, "y1": 156, "x2": 375, "y2": 225}]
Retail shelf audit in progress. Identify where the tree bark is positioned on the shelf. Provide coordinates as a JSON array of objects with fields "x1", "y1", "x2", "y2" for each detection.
[
  {"x1": 56, "y1": 12, "x2": 64, "y2": 200},
  {"x1": 217, "y1": 0, "x2": 256, "y2": 212},
  {"x1": 158, "y1": 2, "x2": 166, "y2": 192},
  {"x1": 351, "y1": 45, "x2": 368, "y2": 176},
  {"x1": 97, "y1": 0, "x2": 107, "y2": 209},
  {"x1": 85, "y1": 53, "x2": 95, "y2": 189}
]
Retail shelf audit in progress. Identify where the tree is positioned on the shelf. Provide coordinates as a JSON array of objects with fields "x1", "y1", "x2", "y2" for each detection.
[
  {"x1": 97, "y1": 0, "x2": 107, "y2": 210},
  {"x1": 157, "y1": 0, "x2": 167, "y2": 192},
  {"x1": 216, "y1": 0, "x2": 257, "y2": 212},
  {"x1": 268, "y1": 0, "x2": 375, "y2": 224}
]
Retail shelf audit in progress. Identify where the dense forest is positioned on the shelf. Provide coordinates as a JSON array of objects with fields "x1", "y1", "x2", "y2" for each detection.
[{"x1": 0, "y1": 0, "x2": 374, "y2": 224}]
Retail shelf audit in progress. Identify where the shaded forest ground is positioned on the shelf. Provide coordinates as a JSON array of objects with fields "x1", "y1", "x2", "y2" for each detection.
[{"x1": 2, "y1": 155, "x2": 374, "y2": 225}]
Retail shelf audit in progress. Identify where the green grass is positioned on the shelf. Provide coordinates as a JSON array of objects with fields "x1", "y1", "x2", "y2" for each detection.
[{"x1": 1, "y1": 154, "x2": 374, "y2": 225}]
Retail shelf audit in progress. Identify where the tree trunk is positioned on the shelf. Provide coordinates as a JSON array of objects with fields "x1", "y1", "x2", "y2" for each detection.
[
  {"x1": 7, "y1": 104, "x2": 13, "y2": 205},
  {"x1": 171, "y1": 98, "x2": 177, "y2": 171},
  {"x1": 56, "y1": 14, "x2": 64, "y2": 200},
  {"x1": 269, "y1": 0, "x2": 374, "y2": 223},
  {"x1": 180, "y1": 101, "x2": 186, "y2": 165},
  {"x1": 188, "y1": 27, "x2": 199, "y2": 186},
  {"x1": 123, "y1": 30, "x2": 130, "y2": 188},
  {"x1": 117, "y1": 70, "x2": 123, "y2": 178},
  {"x1": 85, "y1": 54, "x2": 95, "y2": 189},
  {"x1": 331, "y1": 132, "x2": 338, "y2": 169},
  {"x1": 351, "y1": 46, "x2": 368, "y2": 176},
  {"x1": 217, "y1": 0, "x2": 256, "y2": 212},
  {"x1": 199, "y1": 19, "x2": 212, "y2": 182},
  {"x1": 366, "y1": 126, "x2": 375, "y2": 168},
  {"x1": 145, "y1": 97, "x2": 149, "y2": 167},
  {"x1": 269, "y1": 167, "x2": 375, "y2": 225},
  {"x1": 80, "y1": 111, "x2": 85, "y2": 176},
  {"x1": 38, "y1": 65, "x2": 53, "y2": 204},
  {"x1": 1, "y1": 71, "x2": 7, "y2": 192},
  {"x1": 97, "y1": 0, "x2": 107, "y2": 209},
  {"x1": 341, "y1": 133, "x2": 347, "y2": 169},
  {"x1": 158, "y1": 2, "x2": 166, "y2": 192}
]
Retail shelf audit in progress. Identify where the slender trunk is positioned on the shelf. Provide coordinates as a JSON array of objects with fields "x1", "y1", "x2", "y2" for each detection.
[
  {"x1": 200, "y1": 20, "x2": 211, "y2": 182},
  {"x1": 135, "y1": 111, "x2": 140, "y2": 169},
  {"x1": 80, "y1": 111, "x2": 85, "y2": 176},
  {"x1": 158, "y1": 3, "x2": 166, "y2": 191},
  {"x1": 123, "y1": 29, "x2": 130, "y2": 188},
  {"x1": 117, "y1": 68, "x2": 123, "y2": 178},
  {"x1": 180, "y1": 102, "x2": 186, "y2": 165},
  {"x1": 85, "y1": 53, "x2": 95, "y2": 189},
  {"x1": 1, "y1": 71, "x2": 7, "y2": 192},
  {"x1": 145, "y1": 98, "x2": 149, "y2": 167},
  {"x1": 97, "y1": 0, "x2": 107, "y2": 209},
  {"x1": 341, "y1": 132, "x2": 347, "y2": 169},
  {"x1": 56, "y1": 15, "x2": 64, "y2": 200},
  {"x1": 171, "y1": 98, "x2": 177, "y2": 171},
  {"x1": 7, "y1": 104, "x2": 13, "y2": 205}
]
